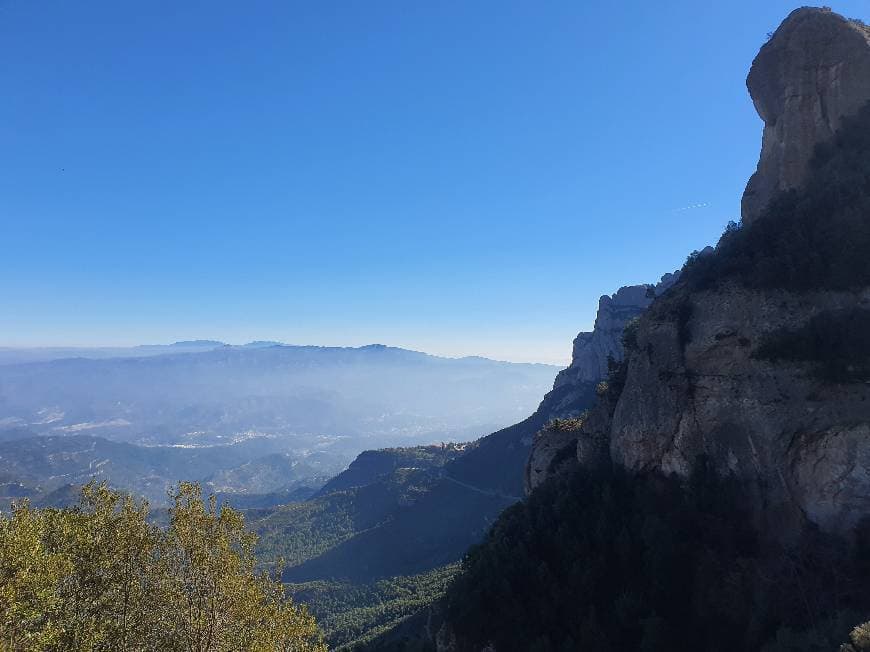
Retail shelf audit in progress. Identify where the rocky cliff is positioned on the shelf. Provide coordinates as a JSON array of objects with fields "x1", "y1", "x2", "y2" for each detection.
[
  {"x1": 386, "y1": 8, "x2": 870, "y2": 651},
  {"x1": 554, "y1": 274, "x2": 678, "y2": 387},
  {"x1": 447, "y1": 276, "x2": 675, "y2": 498},
  {"x1": 524, "y1": 274, "x2": 676, "y2": 492},
  {"x1": 742, "y1": 7, "x2": 870, "y2": 222},
  {"x1": 530, "y1": 6, "x2": 870, "y2": 533}
]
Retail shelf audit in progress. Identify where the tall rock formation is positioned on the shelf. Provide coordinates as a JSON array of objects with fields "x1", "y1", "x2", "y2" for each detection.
[
  {"x1": 554, "y1": 274, "x2": 678, "y2": 387},
  {"x1": 447, "y1": 276, "x2": 675, "y2": 498},
  {"x1": 524, "y1": 274, "x2": 676, "y2": 492},
  {"x1": 530, "y1": 6, "x2": 870, "y2": 532},
  {"x1": 742, "y1": 7, "x2": 870, "y2": 222}
]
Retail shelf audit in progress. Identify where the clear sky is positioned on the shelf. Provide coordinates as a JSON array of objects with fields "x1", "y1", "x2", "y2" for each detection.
[{"x1": 2, "y1": 1, "x2": 868, "y2": 365}]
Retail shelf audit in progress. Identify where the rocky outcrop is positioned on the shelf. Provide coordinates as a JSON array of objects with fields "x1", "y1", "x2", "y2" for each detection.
[
  {"x1": 524, "y1": 273, "x2": 676, "y2": 493},
  {"x1": 742, "y1": 7, "x2": 870, "y2": 223},
  {"x1": 529, "y1": 7, "x2": 870, "y2": 533},
  {"x1": 531, "y1": 286, "x2": 870, "y2": 532},
  {"x1": 553, "y1": 273, "x2": 678, "y2": 388},
  {"x1": 608, "y1": 285, "x2": 870, "y2": 531}
]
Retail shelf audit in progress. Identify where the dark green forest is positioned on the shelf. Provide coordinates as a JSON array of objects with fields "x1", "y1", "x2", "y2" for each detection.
[
  {"x1": 444, "y1": 462, "x2": 870, "y2": 652},
  {"x1": 292, "y1": 565, "x2": 459, "y2": 650}
]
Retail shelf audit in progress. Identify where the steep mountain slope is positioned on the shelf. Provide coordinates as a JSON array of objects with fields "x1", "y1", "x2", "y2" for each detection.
[
  {"x1": 391, "y1": 8, "x2": 870, "y2": 652},
  {"x1": 521, "y1": 276, "x2": 676, "y2": 493},
  {"x1": 248, "y1": 458, "x2": 510, "y2": 650},
  {"x1": 317, "y1": 445, "x2": 464, "y2": 495}
]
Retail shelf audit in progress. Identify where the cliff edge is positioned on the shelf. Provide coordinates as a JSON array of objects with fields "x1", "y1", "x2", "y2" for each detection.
[{"x1": 530, "y1": 6, "x2": 870, "y2": 533}]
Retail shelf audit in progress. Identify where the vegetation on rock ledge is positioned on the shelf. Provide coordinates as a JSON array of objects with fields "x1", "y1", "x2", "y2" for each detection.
[
  {"x1": 682, "y1": 100, "x2": 870, "y2": 293},
  {"x1": 754, "y1": 308, "x2": 870, "y2": 383}
]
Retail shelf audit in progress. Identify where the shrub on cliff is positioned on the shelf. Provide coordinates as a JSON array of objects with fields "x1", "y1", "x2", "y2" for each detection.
[
  {"x1": 754, "y1": 308, "x2": 870, "y2": 382},
  {"x1": 842, "y1": 622, "x2": 870, "y2": 651},
  {"x1": 544, "y1": 417, "x2": 586, "y2": 433}
]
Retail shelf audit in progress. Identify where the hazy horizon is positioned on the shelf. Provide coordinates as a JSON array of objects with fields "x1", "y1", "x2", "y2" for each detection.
[{"x1": 0, "y1": 338, "x2": 566, "y2": 366}]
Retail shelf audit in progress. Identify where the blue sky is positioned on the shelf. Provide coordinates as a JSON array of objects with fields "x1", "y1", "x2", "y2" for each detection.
[{"x1": 2, "y1": 1, "x2": 867, "y2": 364}]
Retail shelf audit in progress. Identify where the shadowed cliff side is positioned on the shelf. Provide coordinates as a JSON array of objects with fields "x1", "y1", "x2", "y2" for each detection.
[
  {"x1": 447, "y1": 274, "x2": 676, "y2": 498},
  {"x1": 531, "y1": 6, "x2": 870, "y2": 534},
  {"x1": 522, "y1": 275, "x2": 677, "y2": 494}
]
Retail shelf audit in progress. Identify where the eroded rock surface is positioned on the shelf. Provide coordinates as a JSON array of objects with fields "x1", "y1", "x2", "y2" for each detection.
[
  {"x1": 609, "y1": 285, "x2": 870, "y2": 531},
  {"x1": 524, "y1": 274, "x2": 676, "y2": 493},
  {"x1": 554, "y1": 274, "x2": 678, "y2": 387},
  {"x1": 742, "y1": 7, "x2": 870, "y2": 222}
]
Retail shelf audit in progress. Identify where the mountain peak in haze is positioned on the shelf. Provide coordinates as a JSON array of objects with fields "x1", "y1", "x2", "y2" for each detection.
[{"x1": 164, "y1": 340, "x2": 226, "y2": 348}]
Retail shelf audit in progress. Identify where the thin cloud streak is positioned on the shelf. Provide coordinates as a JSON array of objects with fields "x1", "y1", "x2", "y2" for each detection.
[{"x1": 671, "y1": 202, "x2": 709, "y2": 213}]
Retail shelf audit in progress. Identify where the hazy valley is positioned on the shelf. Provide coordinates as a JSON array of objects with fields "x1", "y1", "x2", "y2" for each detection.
[{"x1": 0, "y1": 343, "x2": 557, "y2": 507}]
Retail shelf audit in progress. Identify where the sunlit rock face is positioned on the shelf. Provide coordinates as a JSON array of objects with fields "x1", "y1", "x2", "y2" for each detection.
[{"x1": 742, "y1": 7, "x2": 870, "y2": 223}]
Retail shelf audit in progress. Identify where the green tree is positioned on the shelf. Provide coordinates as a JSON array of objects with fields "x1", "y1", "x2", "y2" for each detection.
[
  {"x1": 0, "y1": 501, "x2": 70, "y2": 650},
  {"x1": 0, "y1": 482, "x2": 325, "y2": 652}
]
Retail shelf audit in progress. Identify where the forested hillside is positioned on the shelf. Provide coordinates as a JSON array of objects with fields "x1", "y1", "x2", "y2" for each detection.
[{"x1": 248, "y1": 449, "x2": 510, "y2": 649}]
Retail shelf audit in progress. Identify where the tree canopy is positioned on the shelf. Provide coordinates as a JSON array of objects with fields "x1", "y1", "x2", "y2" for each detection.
[{"x1": 0, "y1": 482, "x2": 325, "y2": 652}]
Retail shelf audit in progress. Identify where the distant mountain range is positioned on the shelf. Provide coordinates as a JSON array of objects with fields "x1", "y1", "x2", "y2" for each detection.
[
  {"x1": 0, "y1": 342, "x2": 558, "y2": 510},
  {"x1": 0, "y1": 343, "x2": 557, "y2": 451},
  {"x1": 0, "y1": 340, "x2": 403, "y2": 366},
  {"x1": 0, "y1": 340, "x2": 229, "y2": 365}
]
